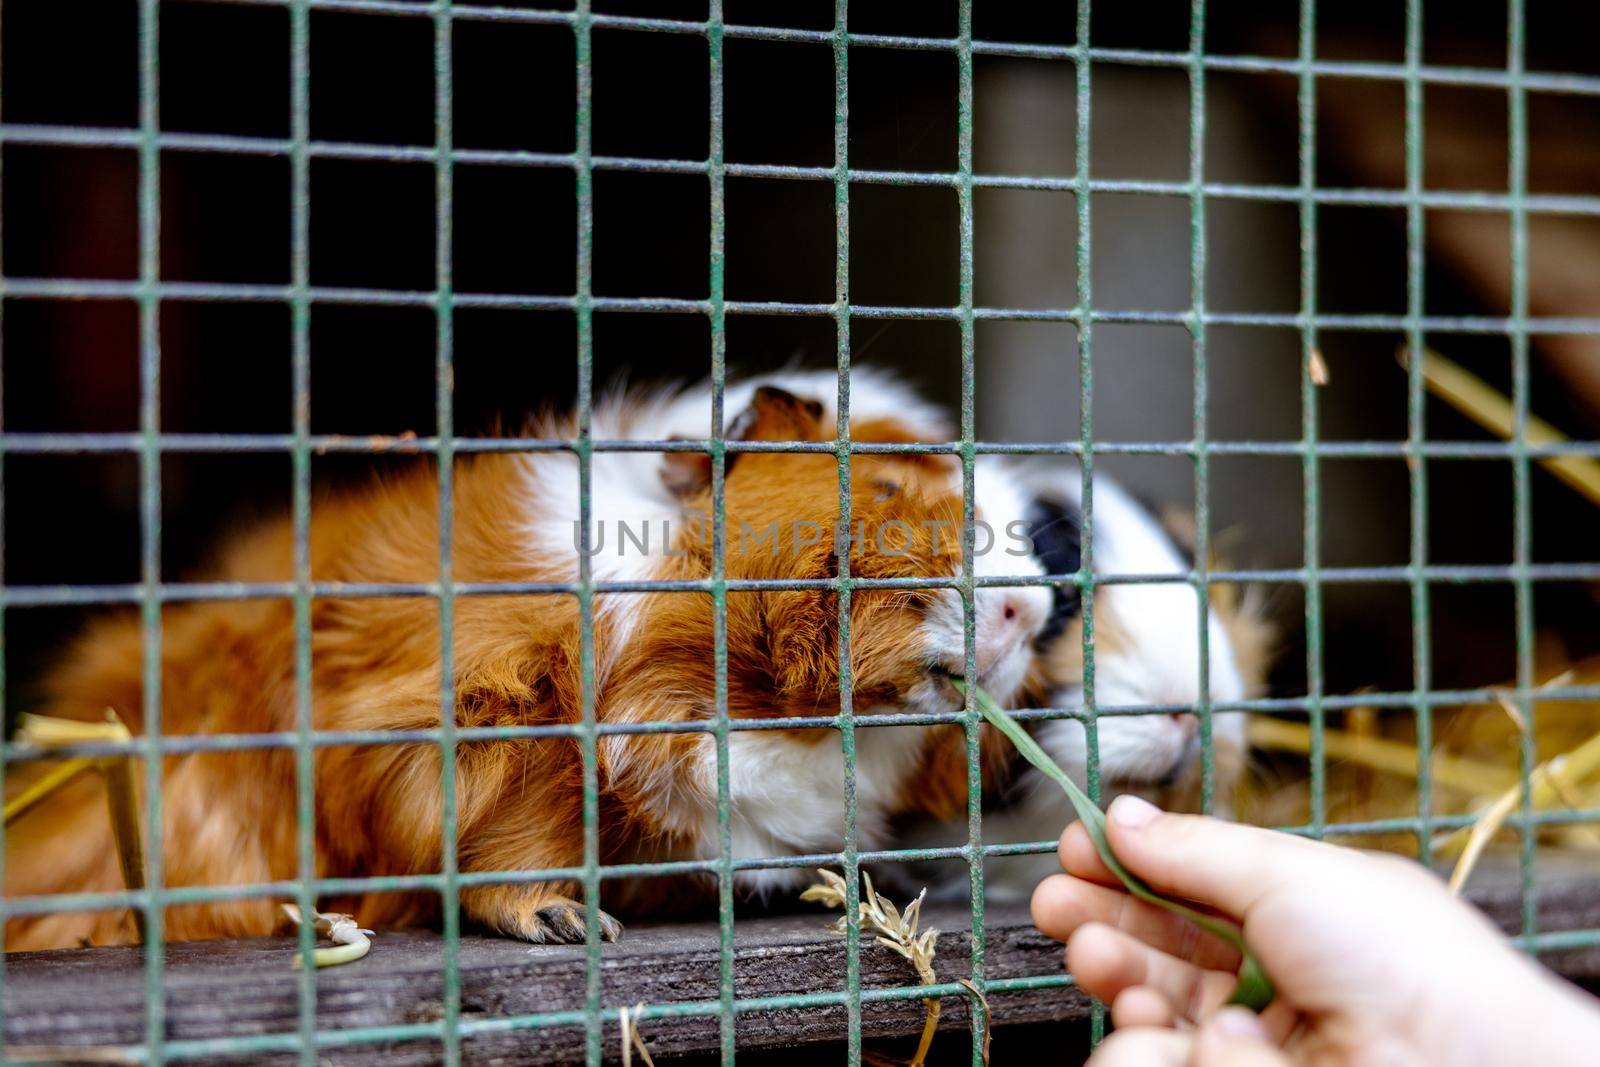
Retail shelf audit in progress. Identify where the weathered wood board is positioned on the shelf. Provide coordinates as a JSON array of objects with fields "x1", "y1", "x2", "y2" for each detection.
[{"x1": 4, "y1": 858, "x2": 1597, "y2": 1064}]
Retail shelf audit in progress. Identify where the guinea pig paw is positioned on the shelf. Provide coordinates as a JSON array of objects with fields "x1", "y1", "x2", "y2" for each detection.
[
  {"x1": 525, "y1": 900, "x2": 624, "y2": 944},
  {"x1": 595, "y1": 910, "x2": 625, "y2": 943}
]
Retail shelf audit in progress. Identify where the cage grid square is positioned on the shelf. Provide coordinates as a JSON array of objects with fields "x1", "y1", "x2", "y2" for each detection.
[{"x1": 1, "y1": 0, "x2": 1599, "y2": 1064}]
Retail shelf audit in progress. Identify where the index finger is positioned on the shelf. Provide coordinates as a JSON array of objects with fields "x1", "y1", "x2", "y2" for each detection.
[
  {"x1": 1059, "y1": 819, "x2": 1119, "y2": 887},
  {"x1": 1098, "y1": 795, "x2": 1376, "y2": 921},
  {"x1": 1032, "y1": 871, "x2": 1243, "y2": 971}
]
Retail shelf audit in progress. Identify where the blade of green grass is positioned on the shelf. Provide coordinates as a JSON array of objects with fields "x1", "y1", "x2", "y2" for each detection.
[{"x1": 955, "y1": 679, "x2": 1275, "y2": 1011}]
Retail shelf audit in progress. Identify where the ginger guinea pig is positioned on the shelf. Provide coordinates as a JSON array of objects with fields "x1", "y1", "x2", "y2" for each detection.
[{"x1": 6, "y1": 376, "x2": 1051, "y2": 949}]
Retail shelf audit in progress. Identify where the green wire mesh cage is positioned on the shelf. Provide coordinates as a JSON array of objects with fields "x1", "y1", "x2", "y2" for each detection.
[{"x1": 3, "y1": 0, "x2": 1600, "y2": 1064}]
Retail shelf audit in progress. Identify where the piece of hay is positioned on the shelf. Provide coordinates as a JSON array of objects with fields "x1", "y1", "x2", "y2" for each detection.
[
  {"x1": 1445, "y1": 726, "x2": 1600, "y2": 894},
  {"x1": 1308, "y1": 347, "x2": 1330, "y2": 386},
  {"x1": 803, "y1": 868, "x2": 941, "y2": 1067},
  {"x1": 1441, "y1": 672, "x2": 1583, "y2": 893},
  {"x1": 1247, "y1": 717, "x2": 1518, "y2": 795},
  {"x1": 618, "y1": 1002, "x2": 655, "y2": 1067},
  {"x1": 3, "y1": 758, "x2": 95, "y2": 825},
  {"x1": 1, "y1": 1046, "x2": 138, "y2": 1064},
  {"x1": 1399, "y1": 344, "x2": 1600, "y2": 509},
  {"x1": 12, "y1": 709, "x2": 146, "y2": 943},
  {"x1": 955, "y1": 979, "x2": 992, "y2": 1067},
  {"x1": 280, "y1": 904, "x2": 374, "y2": 968}
]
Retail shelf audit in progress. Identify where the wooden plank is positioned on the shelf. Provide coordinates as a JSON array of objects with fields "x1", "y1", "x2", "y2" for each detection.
[
  {"x1": 1, "y1": 902, "x2": 1075, "y2": 1064},
  {"x1": 4, "y1": 858, "x2": 1598, "y2": 1064}
]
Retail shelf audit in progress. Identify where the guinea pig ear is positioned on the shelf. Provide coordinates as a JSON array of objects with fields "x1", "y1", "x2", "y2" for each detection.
[
  {"x1": 729, "y1": 386, "x2": 826, "y2": 444},
  {"x1": 658, "y1": 386, "x2": 827, "y2": 500}
]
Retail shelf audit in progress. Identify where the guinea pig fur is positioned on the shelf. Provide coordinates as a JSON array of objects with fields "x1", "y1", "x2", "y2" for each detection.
[{"x1": 4, "y1": 372, "x2": 1052, "y2": 949}]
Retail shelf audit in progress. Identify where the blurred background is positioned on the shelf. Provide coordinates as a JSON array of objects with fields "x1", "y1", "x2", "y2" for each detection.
[{"x1": 3, "y1": 1, "x2": 1599, "y2": 748}]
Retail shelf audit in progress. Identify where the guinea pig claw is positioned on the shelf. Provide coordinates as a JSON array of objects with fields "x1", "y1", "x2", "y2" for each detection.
[{"x1": 529, "y1": 901, "x2": 624, "y2": 944}]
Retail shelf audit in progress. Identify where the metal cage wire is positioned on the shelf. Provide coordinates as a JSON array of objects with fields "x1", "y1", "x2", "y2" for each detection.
[{"x1": 1, "y1": 0, "x2": 1599, "y2": 1064}]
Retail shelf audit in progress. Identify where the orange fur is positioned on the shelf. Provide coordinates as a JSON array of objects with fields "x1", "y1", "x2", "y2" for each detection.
[{"x1": 6, "y1": 388, "x2": 991, "y2": 949}]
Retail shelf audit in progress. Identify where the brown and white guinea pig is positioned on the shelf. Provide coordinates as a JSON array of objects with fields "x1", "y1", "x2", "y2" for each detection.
[
  {"x1": 4, "y1": 370, "x2": 1052, "y2": 950},
  {"x1": 601, "y1": 369, "x2": 1054, "y2": 900},
  {"x1": 900, "y1": 460, "x2": 1274, "y2": 901}
]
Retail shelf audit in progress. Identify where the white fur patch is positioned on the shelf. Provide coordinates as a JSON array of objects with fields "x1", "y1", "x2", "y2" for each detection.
[{"x1": 697, "y1": 723, "x2": 932, "y2": 895}]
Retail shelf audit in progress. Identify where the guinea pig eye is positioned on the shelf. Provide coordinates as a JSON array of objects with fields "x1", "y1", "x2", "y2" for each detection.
[{"x1": 872, "y1": 479, "x2": 901, "y2": 501}]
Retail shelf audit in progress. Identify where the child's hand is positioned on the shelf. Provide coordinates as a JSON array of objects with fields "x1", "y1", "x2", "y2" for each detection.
[{"x1": 1031, "y1": 796, "x2": 1600, "y2": 1066}]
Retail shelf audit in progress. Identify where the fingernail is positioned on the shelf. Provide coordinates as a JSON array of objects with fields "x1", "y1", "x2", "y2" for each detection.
[
  {"x1": 1108, "y1": 794, "x2": 1159, "y2": 829},
  {"x1": 1212, "y1": 1007, "x2": 1268, "y2": 1042}
]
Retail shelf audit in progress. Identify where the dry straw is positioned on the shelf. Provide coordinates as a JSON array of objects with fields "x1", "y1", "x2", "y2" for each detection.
[
  {"x1": 1443, "y1": 673, "x2": 1600, "y2": 895},
  {"x1": 1245, "y1": 666, "x2": 1600, "y2": 879},
  {"x1": 802, "y1": 868, "x2": 942, "y2": 1067},
  {"x1": 10, "y1": 709, "x2": 147, "y2": 943},
  {"x1": 1400, "y1": 344, "x2": 1600, "y2": 508},
  {"x1": 618, "y1": 1002, "x2": 656, "y2": 1067},
  {"x1": 1248, "y1": 350, "x2": 1600, "y2": 880}
]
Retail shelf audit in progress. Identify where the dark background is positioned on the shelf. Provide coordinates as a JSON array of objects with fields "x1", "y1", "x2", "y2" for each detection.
[{"x1": 4, "y1": 0, "x2": 1600, "y2": 709}]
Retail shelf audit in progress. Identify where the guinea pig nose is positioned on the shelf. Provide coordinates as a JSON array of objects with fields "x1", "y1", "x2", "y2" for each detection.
[{"x1": 997, "y1": 593, "x2": 1033, "y2": 626}]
